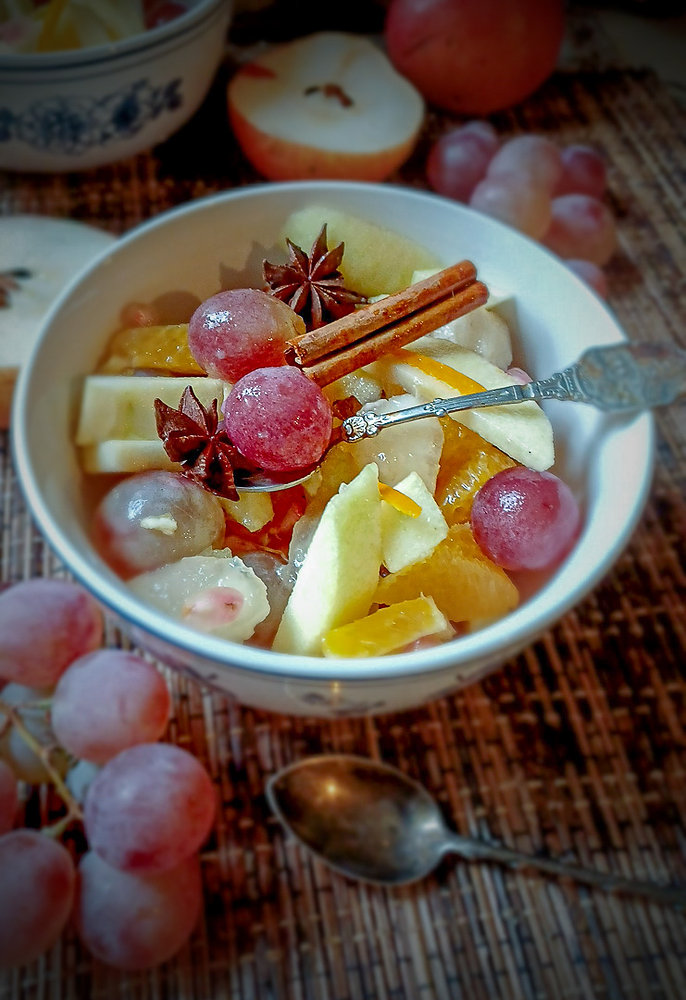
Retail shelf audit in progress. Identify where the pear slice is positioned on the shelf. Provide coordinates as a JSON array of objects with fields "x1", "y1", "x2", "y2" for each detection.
[
  {"x1": 272, "y1": 462, "x2": 382, "y2": 656},
  {"x1": 381, "y1": 471, "x2": 448, "y2": 573},
  {"x1": 377, "y1": 345, "x2": 554, "y2": 471}
]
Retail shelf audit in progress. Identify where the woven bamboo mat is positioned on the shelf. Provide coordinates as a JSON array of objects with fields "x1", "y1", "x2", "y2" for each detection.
[{"x1": 1, "y1": 64, "x2": 686, "y2": 1000}]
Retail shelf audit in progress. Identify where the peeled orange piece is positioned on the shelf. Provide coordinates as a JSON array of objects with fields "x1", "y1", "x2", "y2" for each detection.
[
  {"x1": 374, "y1": 523, "x2": 518, "y2": 624},
  {"x1": 322, "y1": 595, "x2": 450, "y2": 658},
  {"x1": 435, "y1": 418, "x2": 517, "y2": 526},
  {"x1": 98, "y1": 325, "x2": 205, "y2": 376}
]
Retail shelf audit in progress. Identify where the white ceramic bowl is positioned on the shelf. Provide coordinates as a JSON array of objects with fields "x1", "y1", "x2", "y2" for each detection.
[
  {"x1": 12, "y1": 182, "x2": 654, "y2": 717},
  {"x1": 0, "y1": 0, "x2": 233, "y2": 172}
]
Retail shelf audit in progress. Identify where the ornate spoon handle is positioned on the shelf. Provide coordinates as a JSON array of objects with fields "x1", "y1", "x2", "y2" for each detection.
[
  {"x1": 342, "y1": 342, "x2": 686, "y2": 442},
  {"x1": 445, "y1": 833, "x2": 686, "y2": 909}
]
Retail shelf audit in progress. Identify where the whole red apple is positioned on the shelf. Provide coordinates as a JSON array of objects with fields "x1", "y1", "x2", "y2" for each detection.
[{"x1": 384, "y1": 0, "x2": 565, "y2": 114}]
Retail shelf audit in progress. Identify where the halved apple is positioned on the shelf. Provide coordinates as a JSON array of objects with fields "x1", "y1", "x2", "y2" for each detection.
[{"x1": 227, "y1": 32, "x2": 425, "y2": 182}]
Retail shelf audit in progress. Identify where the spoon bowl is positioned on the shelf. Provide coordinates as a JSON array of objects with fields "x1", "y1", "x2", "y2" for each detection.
[{"x1": 267, "y1": 754, "x2": 686, "y2": 907}]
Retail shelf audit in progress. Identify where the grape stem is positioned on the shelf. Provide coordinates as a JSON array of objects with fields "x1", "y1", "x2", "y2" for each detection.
[{"x1": 0, "y1": 698, "x2": 83, "y2": 833}]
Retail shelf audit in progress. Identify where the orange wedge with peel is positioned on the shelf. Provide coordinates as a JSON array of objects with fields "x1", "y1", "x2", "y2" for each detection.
[{"x1": 322, "y1": 595, "x2": 451, "y2": 657}]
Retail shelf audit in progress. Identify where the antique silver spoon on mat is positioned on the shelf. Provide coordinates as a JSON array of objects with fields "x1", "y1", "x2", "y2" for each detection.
[
  {"x1": 235, "y1": 341, "x2": 686, "y2": 492},
  {"x1": 267, "y1": 755, "x2": 686, "y2": 909}
]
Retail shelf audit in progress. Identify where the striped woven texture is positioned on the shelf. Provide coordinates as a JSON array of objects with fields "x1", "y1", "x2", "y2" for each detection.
[{"x1": 1, "y1": 64, "x2": 685, "y2": 999}]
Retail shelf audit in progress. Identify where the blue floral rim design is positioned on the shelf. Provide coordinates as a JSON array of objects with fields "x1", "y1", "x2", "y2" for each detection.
[{"x1": 0, "y1": 77, "x2": 182, "y2": 155}]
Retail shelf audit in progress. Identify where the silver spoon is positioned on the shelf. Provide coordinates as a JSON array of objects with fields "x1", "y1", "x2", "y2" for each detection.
[
  {"x1": 235, "y1": 341, "x2": 686, "y2": 492},
  {"x1": 267, "y1": 754, "x2": 686, "y2": 908}
]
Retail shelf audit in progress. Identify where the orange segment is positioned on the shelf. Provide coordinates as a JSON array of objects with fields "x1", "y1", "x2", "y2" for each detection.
[
  {"x1": 435, "y1": 418, "x2": 517, "y2": 525},
  {"x1": 397, "y1": 350, "x2": 485, "y2": 395},
  {"x1": 97, "y1": 324, "x2": 205, "y2": 376},
  {"x1": 378, "y1": 482, "x2": 422, "y2": 518},
  {"x1": 322, "y1": 596, "x2": 450, "y2": 658},
  {"x1": 374, "y1": 523, "x2": 518, "y2": 624}
]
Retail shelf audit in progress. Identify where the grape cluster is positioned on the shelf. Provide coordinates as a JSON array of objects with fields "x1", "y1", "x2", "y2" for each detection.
[
  {"x1": 0, "y1": 578, "x2": 216, "y2": 971},
  {"x1": 427, "y1": 123, "x2": 614, "y2": 298}
]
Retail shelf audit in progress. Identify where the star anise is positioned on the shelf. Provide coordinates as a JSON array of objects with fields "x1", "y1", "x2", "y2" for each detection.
[
  {"x1": 263, "y1": 223, "x2": 366, "y2": 330},
  {"x1": 154, "y1": 386, "x2": 242, "y2": 501}
]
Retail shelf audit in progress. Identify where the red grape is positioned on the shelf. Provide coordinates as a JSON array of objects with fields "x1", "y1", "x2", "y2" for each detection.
[
  {"x1": 223, "y1": 366, "x2": 333, "y2": 472},
  {"x1": 566, "y1": 259, "x2": 608, "y2": 299},
  {"x1": 426, "y1": 121, "x2": 499, "y2": 202},
  {"x1": 84, "y1": 742, "x2": 216, "y2": 873},
  {"x1": 556, "y1": 144, "x2": 607, "y2": 198},
  {"x1": 471, "y1": 467, "x2": 581, "y2": 571},
  {"x1": 0, "y1": 761, "x2": 17, "y2": 835},
  {"x1": 74, "y1": 850, "x2": 202, "y2": 970},
  {"x1": 542, "y1": 194, "x2": 617, "y2": 266},
  {"x1": 486, "y1": 134, "x2": 563, "y2": 192},
  {"x1": 93, "y1": 470, "x2": 225, "y2": 578},
  {"x1": 188, "y1": 288, "x2": 305, "y2": 382},
  {"x1": 0, "y1": 579, "x2": 103, "y2": 689},
  {"x1": 469, "y1": 173, "x2": 552, "y2": 239},
  {"x1": 52, "y1": 650, "x2": 171, "y2": 764},
  {"x1": 0, "y1": 830, "x2": 75, "y2": 967}
]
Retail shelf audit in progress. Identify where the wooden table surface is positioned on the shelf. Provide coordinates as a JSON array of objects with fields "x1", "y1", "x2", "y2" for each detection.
[{"x1": 1, "y1": 7, "x2": 686, "y2": 999}]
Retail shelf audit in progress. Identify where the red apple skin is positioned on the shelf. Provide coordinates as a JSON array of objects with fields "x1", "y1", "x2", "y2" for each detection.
[
  {"x1": 384, "y1": 0, "x2": 565, "y2": 115},
  {"x1": 228, "y1": 104, "x2": 421, "y2": 183}
]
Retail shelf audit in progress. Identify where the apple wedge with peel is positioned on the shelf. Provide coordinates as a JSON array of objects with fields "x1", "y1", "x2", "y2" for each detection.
[
  {"x1": 272, "y1": 462, "x2": 382, "y2": 656},
  {"x1": 227, "y1": 32, "x2": 425, "y2": 182},
  {"x1": 376, "y1": 345, "x2": 555, "y2": 471}
]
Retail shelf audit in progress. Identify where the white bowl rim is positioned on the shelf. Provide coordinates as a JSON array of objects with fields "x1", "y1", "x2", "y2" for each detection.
[
  {"x1": 11, "y1": 180, "x2": 656, "y2": 684},
  {"x1": 0, "y1": 0, "x2": 229, "y2": 71}
]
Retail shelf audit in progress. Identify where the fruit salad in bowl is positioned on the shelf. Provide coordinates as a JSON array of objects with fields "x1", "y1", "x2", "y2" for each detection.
[{"x1": 12, "y1": 182, "x2": 654, "y2": 717}]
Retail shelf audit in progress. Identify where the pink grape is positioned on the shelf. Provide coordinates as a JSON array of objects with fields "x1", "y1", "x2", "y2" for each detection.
[
  {"x1": 542, "y1": 194, "x2": 617, "y2": 266},
  {"x1": 0, "y1": 579, "x2": 103, "y2": 688},
  {"x1": 566, "y1": 259, "x2": 608, "y2": 299},
  {"x1": 469, "y1": 173, "x2": 552, "y2": 239},
  {"x1": 223, "y1": 366, "x2": 333, "y2": 472},
  {"x1": 0, "y1": 683, "x2": 68, "y2": 785},
  {"x1": 486, "y1": 134, "x2": 563, "y2": 192},
  {"x1": 74, "y1": 850, "x2": 202, "y2": 970},
  {"x1": 52, "y1": 650, "x2": 171, "y2": 764},
  {"x1": 188, "y1": 288, "x2": 305, "y2": 381},
  {"x1": 0, "y1": 760, "x2": 17, "y2": 835},
  {"x1": 84, "y1": 742, "x2": 216, "y2": 873},
  {"x1": 0, "y1": 830, "x2": 75, "y2": 967},
  {"x1": 426, "y1": 121, "x2": 499, "y2": 202},
  {"x1": 471, "y1": 467, "x2": 581, "y2": 571},
  {"x1": 556, "y1": 144, "x2": 607, "y2": 197},
  {"x1": 93, "y1": 470, "x2": 225, "y2": 578}
]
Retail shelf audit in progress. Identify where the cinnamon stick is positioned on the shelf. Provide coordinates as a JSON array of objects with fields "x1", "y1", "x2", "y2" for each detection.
[
  {"x1": 284, "y1": 259, "x2": 478, "y2": 368},
  {"x1": 303, "y1": 279, "x2": 488, "y2": 386}
]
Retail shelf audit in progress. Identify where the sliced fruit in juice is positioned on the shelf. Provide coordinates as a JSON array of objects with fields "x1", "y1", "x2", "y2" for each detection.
[
  {"x1": 98, "y1": 325, "x2": 205, "y2": 375},
  {"x1": 322, "y1": 596, "x2": 452, "y2": 658},
  {"x1": 374, "y1": 523, "x2": 518, "y2": 624},
  {"x1": 435, "y1": 419, "x2": 517, "y2": 525}
]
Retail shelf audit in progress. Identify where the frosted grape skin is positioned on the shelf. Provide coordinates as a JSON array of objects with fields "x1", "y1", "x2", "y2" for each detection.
[
  {"x1": 0, "y1": 830, "x2": 75, "y2": 968},
  {"x1": 0, "y1": 579, "x2": 103, "y2": 689},
  {"x1": 74, "y1": 850, "x2": 203, "y2": 971},
  {"x1": 471, "y1": 467, "x2": 581, "y2": 572},
  {"x1": 84, "y1": 742, "x2": 216, "y2": 873},
  {"x1": 188, "y1": 287, "x2": 305, "y2": 381},
  {"x1": 52, "y1": 650, "x2": 171, "y2": 764},
  {"x1": 223, "y1": 366, "x2": 333, "y2": 472}
]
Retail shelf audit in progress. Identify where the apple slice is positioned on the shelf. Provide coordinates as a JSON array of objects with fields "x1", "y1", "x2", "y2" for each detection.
[
  {"x1": 376, "y1": 345, "x2": 554, "y2": 470},
  {"x1": 282, "y1": 205, "x2": 438, "y2": 297},
  {"x1": 227, "y1": 32, "x2": 425, "y2": 183},
  {"x1": 272, "y1": 462, "x2": 382, "y2": 656},
  {"x1": 381, "y1": 471, "x2": 448, "y2": 573}
]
